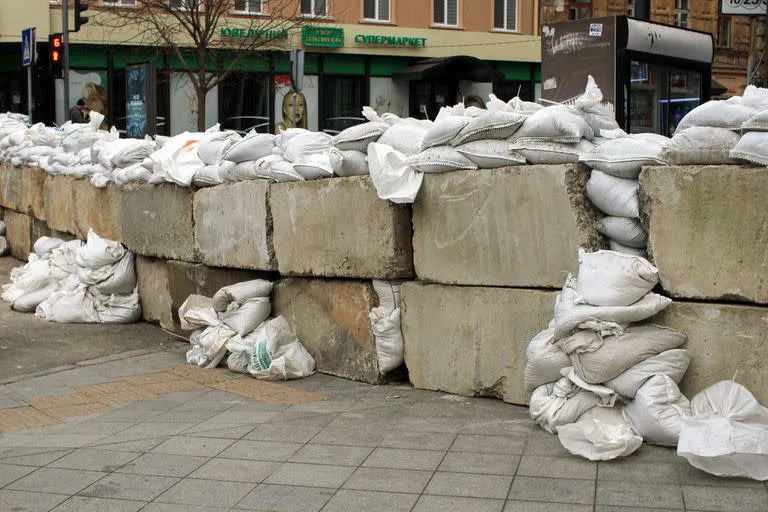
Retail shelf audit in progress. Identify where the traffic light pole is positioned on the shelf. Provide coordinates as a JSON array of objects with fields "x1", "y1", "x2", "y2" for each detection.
[{"x1": 62, "y1": 0, "x2": 69, "y2": 119}]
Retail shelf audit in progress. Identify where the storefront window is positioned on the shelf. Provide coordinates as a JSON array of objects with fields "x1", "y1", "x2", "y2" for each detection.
[
  {"x1": 109, "y1": 68, "x2": 170, "y2": 136},
  {"x1": 493, "y1": 0, "x2": 517, "y2": 32},
  {"x1": 364, "y1": 0, "x2": 390, "y2": 21},
  {"x1": 301, "y1": 0, "x2": 327, "y2": 17},
  {"x1": 409, "y1": 81, "x2": 457, "y2": 120},
  {"x1": 493, "y1": 81, "x2": 533, "y2": 102},
  {"x1": 322, "y1": 76, "x2": 365, "y2": 134},
  {"x1": 218, "y1": 72, "x2": 270, "y2": 133},
  {"x1": 434, "y1": 0, "x2": 458, "y2": 26},
  {"x1": 233, "y1": 0, "x2": 261, "y2": 13}
]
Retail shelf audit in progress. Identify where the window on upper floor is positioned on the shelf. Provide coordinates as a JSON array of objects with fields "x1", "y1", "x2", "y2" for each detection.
[
  {"x1": 169, "y1": 0, "x2": 199, "y2": 9},
  {"x1": 100, "y1": 0, "x2": 136, "y2": 6},
  {"x1": 674, "y1": 0, "x2": 688, "y2": 28},
  {"x1": 364, "y1": 0, "x2": 390, "y2": 21},
  {"x1": 434, "y1": 0, "x2": 458, "y2": 26},
  {"x1": 494, "y1": 0, "x2": 517, "y2": 31},
  {"x1": 301, "y1": 0, "x2": 328, "y2": 17},
  {"x1": 234, "y1": 0, "x2": 262, "y2": 13},
  {"x1": 568, "y1": 0, "x2": 591, "y2": 20},
  {"x1": 718, "y1": 16, "x2": 731, "y2": 48},
  {"x1": 627, "y1": 0, "x2": 635, "y2": 17}
]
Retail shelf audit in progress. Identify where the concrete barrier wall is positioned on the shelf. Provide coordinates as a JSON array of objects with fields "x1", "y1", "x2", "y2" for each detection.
[{"x1": 1, "y1": 162, "x2": 765, "y2": 398}]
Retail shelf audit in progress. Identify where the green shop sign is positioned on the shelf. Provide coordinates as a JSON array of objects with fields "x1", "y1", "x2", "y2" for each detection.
[
  {"x1": 301, "y1": 26, "x2": 344, "y2": 48},
  {"x1": 220, "y1": 27, "x2": 288, "y2": 39},
  {"x1": 354, "y1": 34, "x2": 427, "y2": 47}
]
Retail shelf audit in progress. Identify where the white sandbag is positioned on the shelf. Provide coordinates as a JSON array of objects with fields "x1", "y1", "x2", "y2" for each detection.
[
  {"x1": 220, "y1": 297, "x2": 271, "y2": 337},
  {"x1": 624, "y1": 374, "x2": 690, "y2": 446},
  {"x1": 94, "y1": 252, "x2": 136, "y2": 295},
  {"x1": 225, "y1": 333, "x2": 257, "y2": 373},
  {"x1": 403, "y1": 146, "x2": 477, "y2": 173},
  {"x1": 740, "y1": 84, "x2": 768, "y2": 110},
  {"x1": 232, "y1": 155, "x2": 304, "y2": 182},
  {"x1": 372, "y1": 279, "x2": 402, "y2": 310},
  {"x1": 11, "y1": 277, "x2": 60, "y2": 313},
  {"x1": 512, "y1": 105, "x2": 594, "y2": 142},
  {"x1": 454, "y1": 139, "x2": 526, "y2": 168},
  {"x1": 0, "y1": 220, "x2": 5, "y2": 236},
  {"x1": 677, "y1": 380, "x2": 768, "y2": 480},
  {"x1": 186, "y1": 323, "x2": 236, "y2": 369},
  {"x1": 604, "y1": 348, "x2": 690, "y2": 398},
  {"x1": 739, "y1": 107, "x2": 768, "y2": 132},
  {"x1": 553, "y1": 278, "x2": 671, "y2": 340},
  {"x1": 328, "y1": 148, "x2": 369, "y2": 177},
  {"x1": 584, "y1": 111, "x2": 621, "y2": 136},
  {"x1": 212, "y1": 279, "x2": 273, "y2": 312},
  {"x1": 331, "y1": 122, "x2": 388, "y2": 152},
  {"x1": 508, "y1": 96, "x2": 543, "y2": 114},
  {"x1": 662, "y1": 127, "x2": 740, "y2": 165},
  {"x1": 292, "y1": 152, "x2": 334, "y2": 180},
  {"x1": 197, "y1": 129, "x2": 241, "y2": 165},
  {"x1": 35, "y1": 287, "x2": 99, "y2": 323},
  {"x1": 566, "y1": 325, "x2": 688, "y2": 384},
  {"x1": 586, "y1": 170, "x2": 639, "y2": 218},
  {"x1": 728, "y1": 130, "x2": 768, "y2": 165},
  {"x1": 193, "y1": 162, "x2": 228, "y2": 187},
  {"x1": 281, "y1": 131, "x2": 333, "y2": 164},
  {"x1": 33, "y1": 236, "x2": 63, "y2": 259},
  {"x1": 451, "y1": 111, "x2": 527, "y2": 145},
  {"x1": 580, "y1": 137, "x2": 666, "y2": 179},
  {"x1": 91, "y1": 288, "x2": 142, "y2": 324},
  {"x1": 75, "y1": 229, "x2": 126, "y2": 269},
  {"x1": 558, "y1": 406, "x2": 642, "y2": 461},
  {"x1": 99, "y1": 138, "x2": 155, "y2": 169},
  {"x1": 529, "y1": 377, "x2": 600, "y2": 434},
  {"x1": 485, "y1": 93, "x2": 511, "y2": 113},
  {"x1": 675, "y1": 100, "x2": 755, "y2": 133},
  {"x1": 420, "y1": 116, "x2": 470, "y2": 150},
  {"x1": 247, "y1": 316, "x2": 315, "y2": 380},
  {"x1": 178, "y1": 294, "x2": 219, "y2": 330},
  {"x1": 166, "y1": 140, "x2": 205, "y2": 186},
  {"x1": 574, "y1": 249, "x2": 658, "y2": 307},
  {"x1": 598, "y1": 217, "x2": 647, "y2": 249},
  {"x1": 367, "y1": 142, "x2": 424, "y2": 204},
  {"x1": 509, "y1": 138, "x2": 594, "y2": 165},
  {"x1": 562, "y1": 367, "x2": 619, "y2": 407},
  {"x1": 608, "y1": 240, "x2": 647, "y2": 258},
  {"x1": 524, "y1": 324, "x2": 571, "y2": 394},
  {"x1": 221, "y1": 132, "x2": 275, "y2": 163},
  {"x1": 370, "y1": 307, "x2": 403, "y2": 374},
  {"x1": 377, "y1": 120, "x2": 432, "y2": 156},
  {"x1": 90, "y1": 173, "x2": 112, "y2": 188}
]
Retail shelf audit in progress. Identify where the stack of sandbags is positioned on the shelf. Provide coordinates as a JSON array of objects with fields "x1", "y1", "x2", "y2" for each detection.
[
  {"x1": 524, "y1": 248, "x2": 694, "y2": 460},
  {"x1": 727, "y1": 85, "x2": 768, "y2": 165},
  {"x1": 1, "y1": 231, "x2": 141, "y2": 324},
  {"x1": 179, "y1": 280, "x2": 315, "y2": 380}
]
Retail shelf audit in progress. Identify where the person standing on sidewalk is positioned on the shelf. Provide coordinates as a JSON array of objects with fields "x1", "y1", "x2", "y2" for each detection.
[{"x1": 69, "y1": 98, "x2": 87, "y2": 123}]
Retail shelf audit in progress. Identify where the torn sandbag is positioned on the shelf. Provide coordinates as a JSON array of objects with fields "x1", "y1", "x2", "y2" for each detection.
[
  {"x1": 211, "y1": 280, "x2": 273, "y2": 312},
  {"x1": 225, "y1": 332, "x2": 258, "y2": 373},
  {"x1": 187, "y1": 323, "x2": 237, "y2": 369},
  {"x1": 247, "y1": 316, "x2": 315, "y2": 380},
  {"x1": 557, "y1": 406, "x2": 642, "y2": 461},
  {"x1": 178, "y1": 294, "x2": 219, "y2": 331}
]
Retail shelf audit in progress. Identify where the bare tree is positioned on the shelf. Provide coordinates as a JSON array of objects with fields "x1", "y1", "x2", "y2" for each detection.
[{"x1": 94, "y1": 0, "x2": 314, "y2": 131}]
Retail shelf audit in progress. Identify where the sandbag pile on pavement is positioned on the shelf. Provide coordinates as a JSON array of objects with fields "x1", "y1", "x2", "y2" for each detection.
[
  {"x1": 1, "y1": 230, "x2": 140, "y2": 323},
  {"x1": 523, "y1": 248, "x2": 768, "y2": 480},
  {"x1": 179, "y1": 280, "x2": 315, "y2": 380}
]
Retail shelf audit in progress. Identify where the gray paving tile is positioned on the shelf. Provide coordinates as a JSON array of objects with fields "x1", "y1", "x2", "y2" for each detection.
[
  {"x1": 518, "y1": 455, "x2": 597, "y2": 480},
  {"x1": 0, "y1": 489, "x2": 68, "y2": 511},
  {"x1": 451, "y1": 434, "x2": 526, "y2": 454},
  {"x1": 0, "y1": 463, "x2": 37, "y2": 487},
  {"x1": 630, "y1": 443, "x2": 682, "y2": 463},
  {"x1": 506, "y1": 500, "x2": 593, "y2": 512},
  {"x1": 0, "y1": 449, "x2": 74, "y2": 466},
  {"x1": 596, "y1": 480, "x2": 683, "y2": 509},
  {"x1": 321, "y1": 488, "x2": 418, "y2": 512},
  {"x1": 79, "y1": 472, "x2": 180, "y2": 501},
  {"x1": 14, "y1": 433, "x2": 107, "y2": 448},
  {"x1": 425, "y1": 471, "x2": 513, "y2": 499},
  {"x1": 49, "y1": 422, "x2": 136, "y2": 436},
  {"x1": 234, "y1": 483, "x2": 333, "y2": 511},
  {"x1": 48, "y1": 448, "x2": 141, "y2": 472},
  {"x1": 379, "y1": 430, "x2": 456, "y2": 451},
  {"x1": 310, "y1": 427, "x2": 387, "y2": 447},
  {"x1": 181, "y1": 424, "x2": 254, "y2": 439},
  {"x1": 682, "y1": 485, "x2": 768, "y2": 512},
  {"x1": 149, "y1": 436, "x2": 234, "y2": 457},
  {"x1": 264, "y1": 462, "x2": 355, "y2": 488},
  {"x1": 146, "y1": 410, "x2": 221, "y2": 424},
  {"x1": 6, "y1": 467, "x2": 107, "y2": 495},
  {"x1": 362, "y1": 447, "x2": 445, "y2": 471},
  {"x1": 676, "y1": 463, "x2": 767, "y2": 488},
  {"x1": 288, "y1": 443, "x2": 372, "y2": 466},
  {"x1": 116, "y1": 453, "x2": 208, "y2": 477},
  {"x1": 509, "y1": 476, "x2": 594, "y2": 505},
  {"x1": 218, "y1": 440, "x2": 303, "y2": 462},
  {"x1": 522, "y1": 431, "x2": 573, "y2": 457},
  {"x1": 204, "y1": 410, "x2": 281, "y2": 425},
  {"x1": 342, "y1": 467, "x2": 433, "y2": 494},
  {"x1": 89, "y1": 438, "x2": 168, "y2": 453},
  {"x1": 438, "y1": 451, "x2": 520, "y2": 476},
  {"x1": 155, "y1": 478, "x2": 255, "y2": 508},
  {"x1": 412, "y1": 494, "x2": 505, "y2": 512},
  {"x1": 50, "y1": 495, "x2": 146, "y2": 512},
  {"x1": 268, "y1": 412, "x2": 338, "y2": 428},
  {"x1": 394, "y1": 416, "x2": 468, "y2": 433},
  {"x1": 599, "y1": 459, "x2": 682, "y2": 484},
  {"x1": 594, "y1": 507, "x2": 683, "y2": 512},
  {"x1": 0, "y1": 446, "x2": 68, "y2": 459},
  {"x1": 140, "y1": 503, "x2": 229, "y2": 512},
  {"x1": 188, "y1": 458, "x2": 278, "y2": 483},
  {"x1": 244, "y1": 424, "x2": 322, "y2": 443},
  {"x1": 461, "y1": 418, "x2": 533, "y2": 436},
  {"x1": 112, "y1": 422, "x2": 195, "y2": 439}
]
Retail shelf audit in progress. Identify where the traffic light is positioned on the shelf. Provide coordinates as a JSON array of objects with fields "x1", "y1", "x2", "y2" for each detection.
[
  {"x1": 74, "y1": 0, "x2": 89, "y2": 32},
  {"x1": 49, "y1": 33, "x2": 63, "y2": 79}
]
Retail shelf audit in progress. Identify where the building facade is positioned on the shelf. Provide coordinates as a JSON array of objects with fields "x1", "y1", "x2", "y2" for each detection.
[{"x1": 0, "y1": 0, "x2": 542, "y2": 135}]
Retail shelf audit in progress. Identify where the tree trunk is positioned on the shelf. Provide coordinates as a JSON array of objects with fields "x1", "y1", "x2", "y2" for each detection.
[{"x1": 196, "y1": 86, "x2": 206, "y2": 132}]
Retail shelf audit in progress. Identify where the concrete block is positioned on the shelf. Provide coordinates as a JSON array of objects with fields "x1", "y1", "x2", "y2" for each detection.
[
  {"x1": 4, "y1": 210, "x2": 32, "y2": 260},
  {"x1": 652, "y1": 301, "x2": 768, "y2": 404},
  {"x1": 122, "y1": 184, "x2": 196, "y2": 261},
  {"x1": 136, "y1": 255, "x2": 173, "y2": 329},
  {"x1": 44, "y1": 175, "x2": 77, "y2": 234},
  {"x1": 270, "y1": 176, "x2": 413, "y2": 279},
  {"x1": 401, "y1": 282, "x2": 558, "y2": 405},
  {"x1": 272, "y1": 278, "x2": 384, "y2": 383},
  {"x1": 166, "y1": 260, "x2": 273, "y2": 328},
  {"x1": 21, "y1": 167, "x2": 47, "y2": 220},
  {"x1": 413, "y1": 164, "x2": 604, "y2": 288},
  {"x1": 73, "y1": 180, "x2": 123, "y2": 241},
  {"x1": 30, "y1": 218, "x2": 51, "y2": 246},
  {"x1": 641, "y1": 165, "x2": 768, "y2": 304},
  {"x1": 193, "y1": 181, "x2": 275, "y2": 270},
  {"x1": 0, "y1": 164, "x2": 23, "y2": 212}
]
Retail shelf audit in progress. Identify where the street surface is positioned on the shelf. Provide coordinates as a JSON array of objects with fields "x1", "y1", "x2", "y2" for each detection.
[{"x1": 0, "y1": 258, "x2": 765, "y2": 511}]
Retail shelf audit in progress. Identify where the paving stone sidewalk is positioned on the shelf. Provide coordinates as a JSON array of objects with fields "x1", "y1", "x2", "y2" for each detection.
[{"x1": 0, "y1": 350, "x2": 766, "y2": 512}]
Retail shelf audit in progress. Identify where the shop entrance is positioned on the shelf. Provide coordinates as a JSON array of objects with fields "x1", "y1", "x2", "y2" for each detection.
[{"x1": 409, "y1": 80, "x2": 457, "y2": 121}]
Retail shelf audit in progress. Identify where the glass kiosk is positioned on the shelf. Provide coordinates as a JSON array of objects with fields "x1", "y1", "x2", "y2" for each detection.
[{"x1": 541, "y1": 16, "x2": 714, "y2": 136}]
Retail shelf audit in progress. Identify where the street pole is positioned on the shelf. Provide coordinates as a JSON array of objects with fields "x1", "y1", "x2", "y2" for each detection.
[
  {"x1": 27, "y1": 66, "x2": 32, "y2": 120},
  {"x1": 63, "y1": 0, "x2": 69, "y2": 114}
]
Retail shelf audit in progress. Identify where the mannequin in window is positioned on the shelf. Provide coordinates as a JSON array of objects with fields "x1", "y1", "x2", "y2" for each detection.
[{"x1": 275, "y1": 90, "x2": 307, "y2": 132}]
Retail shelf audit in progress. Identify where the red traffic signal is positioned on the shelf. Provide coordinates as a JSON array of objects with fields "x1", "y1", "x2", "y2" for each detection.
[{"x1": 49, "y1": 33, "x2": 63, "y2": 78}]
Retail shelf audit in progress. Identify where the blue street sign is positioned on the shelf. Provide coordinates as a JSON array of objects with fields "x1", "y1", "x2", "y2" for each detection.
[{"x1": 22, "y1": 28, "x2": 36, "y2": 67}]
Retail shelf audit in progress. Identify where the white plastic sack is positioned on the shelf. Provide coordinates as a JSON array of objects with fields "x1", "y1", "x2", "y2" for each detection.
[
  {"x1": 377, "y1": 120, "x2": 432, "y2": 156},
  {"x1": 624, "y1": 374, "x2": 691, "y2": 446},
  {"x1": 35, "y1": 287, "x2": 99, "y2": 323},
  {"x1": 609, "y1": 242, "x2": 647, "y2": 259},
  {"x1": 677, "y1": 380, "x2": 768, "y2": 480},
  {"x1": 662, "y1": 127, "x2": 740, "y2": 165},
  {"x1": 370, "y1": 307, "x2": 403, "y2": 374},
  {"x1": 604, "y1": 348, "x2": 690, "y2": 398},
  {"x1": 331, "y1": 122, "x2": 388, "y2": 152},
  {"x1": 232, "y1": 155, "x2": 304, "y2": 182},
  {"x1": 675, "y1": 100, "x2": 755, "y2": 133},
  {"x1": 328, "y1": 147, "x2": 368, "y2": 177},
  {"x1": 729, "y1": 131, "x2": 768, "y2": 165},
  {"x1": 451, "y1": 111, "x2": 526, "y2": 145},
  {"x1": 281, "y1": 132, "x2": 333, "y2": 164},
  {"x1": 75, "y1": 229, "x2": 126, "y2": 269},
  {"x1": 11, "y1": 277, "x2": 60, "y2": 313},
  {"x1": 94, "y1": 252, "x2": 136, "y2": 295},
  {"x1": 91, "y1": 287, "x2": 142, "y2": 324},
  {"x1": 558, "y1": 406, "x2": 642, "y2": 461},
  {"x1": 586, "y1": 170, "x2": 639, "y2": 218},
  {"x1": 524, "y1": 324, "x2": 571, "y2": 394},
  {"x1": 292, "y1": 152, "x2": 334, "y2": 180},
  {"x1": 220, "y1": 297, "x2": 271, "y2": 337},
  {"x1": 212, "y1": 280, "x2": 273, "y2": 312},
  {"x1": 740, "y1": 107, "x2": 768, "y2": 132},
  {"x1": 509, "y1": 138, "x2": 594, "y2": 165},
  {"x1": 529, "y1": 377, "x2": 600, "y2": 434},
  {"x1": 598, "y1": 216, "x2": 648, "y2": 249},
  {"x1": 581, "y1": 137, "x2": 666, "y2": 179},
  {"x1": 247, "y1": 316, "x2": 315, "y2": 380},
  {"x1": 197, "y1": 129, "x2": 241, "y2": 165},
  {"x1": 421, "y1": 116, "x2": 470, "y2": 150},
  {"x1": 33, "y1": 236, "x2": 64, "y2": 259},
  {"x1": 178, "y1": 294, "x2": 219, "y2": 330},
  {"x1": 403, "y1": 146, "x2": 477, "y2": 173},
  {"x1": 225, "y1": 332, "x2": 257, "y2": 373},
  {"x1": 187, "y1": 323, "x2": 236, "y2": 369},
  {"x1": 193, "y1": 163, "x2": 228, "y2": 187},
  {"x1": 367, "y1": 142, "x2": 424, "y2": 204},
  {"x1": 574, "y1": 249, "x2": 658, "y2": 307},
  {"x1": 455, "y1": 139, "x2": 526, "y2": 168},
  {"x1": 221, "y1": 132, "x2": 275, "y2": 163},
  {"x1": 513, "y1": 105, "x2": 594, "y2": 142}
]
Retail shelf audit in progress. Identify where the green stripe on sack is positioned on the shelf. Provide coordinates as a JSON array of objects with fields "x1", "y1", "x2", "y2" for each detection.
[{"x1": 250, "y1": 338, "x2": 272, "y2": 372}]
